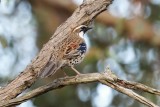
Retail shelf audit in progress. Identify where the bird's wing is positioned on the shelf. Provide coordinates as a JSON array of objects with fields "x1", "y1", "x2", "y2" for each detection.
[
  {"x1": 63, "y1": 42, "x2": 86, "y2": 59},
  {"x1": 40, "y1": 60, "x2": 63, "y2": 78},
  {"x1": 39, "y1": 54, "x2": 64, "y2": 78},
  {"x1": 63, "y1": 42, "x2": 80, "y2": 59}
]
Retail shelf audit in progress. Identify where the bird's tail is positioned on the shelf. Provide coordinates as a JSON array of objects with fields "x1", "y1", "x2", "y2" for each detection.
[{"x1": 39, "y1": 61, "x2": 62, "y2": 78}]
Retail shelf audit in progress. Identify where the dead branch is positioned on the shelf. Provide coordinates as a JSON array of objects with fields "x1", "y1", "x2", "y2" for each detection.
[
  {"x1": 116, "y1": 78, "x2": 160, "y2": 96},
  {"x1": 0, "y1": 68, "x2": 159, "y2": 107},
  {"x1": 99, "y1": 80, "x2": 159, "y2": 107}
]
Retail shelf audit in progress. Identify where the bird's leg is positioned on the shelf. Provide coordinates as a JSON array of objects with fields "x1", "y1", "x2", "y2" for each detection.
[
  {"x1": 60, "y1": 67, "x2": 68, "y2": 77},
  {"x1": 71, "y1": 66, "x2": 81, "y2": 75}
]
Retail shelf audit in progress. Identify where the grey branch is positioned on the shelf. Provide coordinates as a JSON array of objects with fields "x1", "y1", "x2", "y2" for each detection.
[
  {"x1": 1, "y1": 68, "x2": 160, "y2": 107},
  {"x1": 116, "y1": 78, "x2": 160, "y2": 96}
]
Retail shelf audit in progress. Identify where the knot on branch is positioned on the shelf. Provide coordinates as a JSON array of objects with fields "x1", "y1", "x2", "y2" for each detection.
[{"x1": 103, "y1": 65, "x2": 118, "y2": 81}]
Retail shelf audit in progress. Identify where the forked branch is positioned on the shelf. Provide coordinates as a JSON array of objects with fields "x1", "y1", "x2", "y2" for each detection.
[{"x1": 0, "y1": 67, "x2": 159, "y2": 107}]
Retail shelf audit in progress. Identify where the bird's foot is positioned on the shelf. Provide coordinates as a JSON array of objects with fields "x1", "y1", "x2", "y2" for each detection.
[{"x1": 71, "y1": 66, "x2": 81, "y2": 75}]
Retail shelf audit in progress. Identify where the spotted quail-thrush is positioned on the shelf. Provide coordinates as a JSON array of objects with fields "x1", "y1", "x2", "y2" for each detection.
[{"x1": 40, "y1": 25, "x2": 92, "y2": 78}]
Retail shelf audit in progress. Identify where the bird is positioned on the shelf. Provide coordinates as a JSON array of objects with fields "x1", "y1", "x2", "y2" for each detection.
[{"x1": 40, "y1": 25, "x2": 92, "y2": 78}]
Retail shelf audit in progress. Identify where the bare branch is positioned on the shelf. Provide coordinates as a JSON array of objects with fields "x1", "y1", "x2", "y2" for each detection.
[
  {"x1": 1, "y1": 69, "x2": 160, "y2": 107},
  {"x1": 116, "y1": 78, "x2": 160, "y2": 96},
  {"x1": 99, "y1": 80, "x2": 159, "y2": 107}
]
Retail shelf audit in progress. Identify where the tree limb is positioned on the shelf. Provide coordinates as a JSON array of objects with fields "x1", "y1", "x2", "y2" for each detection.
[{"x1": 0, "y1": 68, "x2": 159, "y2": 107}]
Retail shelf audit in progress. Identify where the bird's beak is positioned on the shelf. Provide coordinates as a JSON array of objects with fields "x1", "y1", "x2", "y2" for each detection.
[{"x1": 87, "y1": 27, "x2": 92, "y2": 30}]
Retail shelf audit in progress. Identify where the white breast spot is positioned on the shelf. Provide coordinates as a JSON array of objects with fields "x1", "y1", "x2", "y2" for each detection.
[{"x1": 78, "y1": 31, "x2": 84, "y2": 38}]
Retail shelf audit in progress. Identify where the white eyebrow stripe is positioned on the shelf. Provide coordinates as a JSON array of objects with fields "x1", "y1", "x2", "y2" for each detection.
[{"x1": 73, "y1": 25, "x2": 87, "y2": 32}]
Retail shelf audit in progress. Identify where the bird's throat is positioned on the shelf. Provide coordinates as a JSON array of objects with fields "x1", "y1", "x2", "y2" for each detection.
[{"x1": 78, "y1": 31, "x2": 84, "y2": 38}]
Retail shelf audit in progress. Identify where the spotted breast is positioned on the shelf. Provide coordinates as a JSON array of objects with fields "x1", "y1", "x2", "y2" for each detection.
[{"x1": 67, "y1": 42, "x2": 87, "y2": 66}]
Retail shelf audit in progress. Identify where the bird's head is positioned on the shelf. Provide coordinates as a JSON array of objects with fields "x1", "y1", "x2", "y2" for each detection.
[{"x1": 73, "y1": 25, "x2": 92, "y2": 38}]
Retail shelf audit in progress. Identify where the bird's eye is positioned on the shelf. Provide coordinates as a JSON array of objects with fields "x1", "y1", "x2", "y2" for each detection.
[{"x1": 81, "y1": 27, "x2": 87, "y2": 32}]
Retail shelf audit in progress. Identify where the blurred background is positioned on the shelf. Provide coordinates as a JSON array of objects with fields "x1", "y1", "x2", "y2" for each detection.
[{"x1": 0, "y1": 0, "x2": 160, "y2": 107}]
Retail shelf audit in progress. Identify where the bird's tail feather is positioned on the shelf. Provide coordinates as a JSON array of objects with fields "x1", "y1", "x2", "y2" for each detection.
[{"x1": 39, "y1": 61, "x2": 62, "y2": 78}]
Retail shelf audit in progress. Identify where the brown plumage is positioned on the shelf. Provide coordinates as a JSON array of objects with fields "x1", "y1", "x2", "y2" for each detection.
[{"x1": 40, "y1": 25, "x2": 92, "y2": 78}]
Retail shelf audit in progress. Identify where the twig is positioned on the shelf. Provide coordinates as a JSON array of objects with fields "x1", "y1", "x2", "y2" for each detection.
[
  {"x1": 105, "y1": 66, "x2": 160, "y2": 96},
  {"x1": 116, "y1": 78, "x2": 160, "y2": 96},
  {"x1": 99, "y1": 80, "x2": 159, "y2": 107}
]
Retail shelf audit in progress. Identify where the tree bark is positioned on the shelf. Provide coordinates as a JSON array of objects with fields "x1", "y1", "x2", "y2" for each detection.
[{"x1": 0, "y1": 0, "x2": 113, "y2": 102}]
